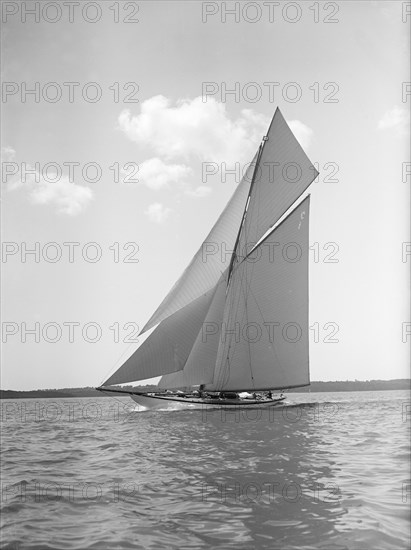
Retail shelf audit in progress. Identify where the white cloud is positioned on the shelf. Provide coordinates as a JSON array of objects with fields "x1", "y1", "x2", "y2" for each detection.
[
  {"x1": 137, "y1": 157, "x2": 192, "y2": 190},
  {"x1": 378, "y1": 107, "x2": 409, "y2": 135},
  {"x1": 118, "y1": 96, "x2": 268, "y2": 164},
  {"x1": 6, "y1": 161, "x2": 93, "y2": 216},
  {"x1": 288, "y1": 120, "x2": 314, "y2": 150},
  {"x1": 119, "y1": 97, "x2": 314, "y2": 164},
  {"x1": 119, "y1": 98, "x2": 314, "y2": 209},
  {"x1": 145, "y1": 202, "x2": 172, "y2": 223},
  {"x1": 29, "y1": 176, "x2": 93, "y2": 216},
  {"x1": 185, "y1": 185, "x2": 212, "y2": 198},
  {"x1": 1, "y1": 146, "x2": 16, "y2": 162}
]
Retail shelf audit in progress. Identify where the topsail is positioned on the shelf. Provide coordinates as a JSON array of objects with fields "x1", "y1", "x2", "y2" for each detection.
[{"x1": 236, "y1": 108, "x2": 317, "y2": 258}]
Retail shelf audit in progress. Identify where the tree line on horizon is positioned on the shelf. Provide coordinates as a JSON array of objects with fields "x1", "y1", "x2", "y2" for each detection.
[{"x1": 0, "y1": 379, "x2": 410, "y2": 399}]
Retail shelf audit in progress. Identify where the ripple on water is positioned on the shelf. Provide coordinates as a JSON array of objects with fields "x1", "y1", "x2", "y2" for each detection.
[{"x1": 1, "y1": 391, "x2": 410, "y2": 549}]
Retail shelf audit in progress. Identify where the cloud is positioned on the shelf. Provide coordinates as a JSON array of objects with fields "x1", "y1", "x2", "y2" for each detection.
[
  {"x1": 144, "y1": 202, "x2": 172, "y2": 223},
  {"x1": 118, "y1": 96, "x2": 268, "y2": 164},
  {"x1": 119, "y1": 97, "x2": 314, "y2": 211},
  {"x1": 378, "y1": 107, "x2": 409, "y2": 135},
  {"x1": 185, "y1": 185, "x2": 212, "y2": 198},
  {"x1": 5, "y1": 160, "x2": 93, "y2": 216},
  {"x1": 119, "y1": 97, "x2": 314, "y2": 164},
  {"x1": 28, "y1": 176, "x2": 93, "y2": 216},
  {"x1": 137, "y1": 157, "x2": 192, "y2": 190},
  {"x1": 288, "y1": 120, "x2": 314, "y2": 150},
  {"x1": 133, "y1": 157, "x2": 210, "y2": 199},
  {"x1": 1, "y1": 146, "x2": 16, "y2": 162}
]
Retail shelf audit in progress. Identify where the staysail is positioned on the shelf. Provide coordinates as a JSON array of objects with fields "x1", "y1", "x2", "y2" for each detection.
[
  {"x1": 158, "y1": 271, "x2": 227, "y2": 389},
  {"x1": 103, "y1": 284, "x2": 219, "y2": 385}
]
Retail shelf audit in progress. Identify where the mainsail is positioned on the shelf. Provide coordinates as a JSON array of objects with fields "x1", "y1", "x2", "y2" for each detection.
[
  {"x1": 104, "y1": 107, "x2": 316, "y2": 392},
  {"x1": 158, "y1": 197, "x2": 310, "y2": 392},
  {"x1": 210, "y1": 197, "x2": 310, "y2": 391}
]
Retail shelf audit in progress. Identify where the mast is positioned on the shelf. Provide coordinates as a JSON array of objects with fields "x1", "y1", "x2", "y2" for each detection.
[{"x1": 227, "y1": 138, "x2": 266, "y2": 284}]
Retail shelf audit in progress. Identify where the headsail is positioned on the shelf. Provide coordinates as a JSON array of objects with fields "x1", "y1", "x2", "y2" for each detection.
[
  {"x1": 158, "y1": 271, "x2": 227, "y2": 389},
  {"x1": 103, "y1": 285, "x2": 219, "y2": 386},
  {"x1": 157, "y1": 370, "x2": 187, "y2": 390},
  {"x1": 140, "y1": 153, "x2": 258, "y2": 335},
  {"x1": 209, "y1": 196, "x2": 310, "y2": 391}
]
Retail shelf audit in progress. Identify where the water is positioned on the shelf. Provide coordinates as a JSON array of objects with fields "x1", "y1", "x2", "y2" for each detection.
[{"x1": 1, "y1": 390, "x2": 410, "y2": 550}]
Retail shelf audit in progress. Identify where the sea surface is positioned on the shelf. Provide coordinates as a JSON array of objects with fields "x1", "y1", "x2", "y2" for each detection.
[{"x1": 1, "y1": 390, "x2": 410, "y2": 550}]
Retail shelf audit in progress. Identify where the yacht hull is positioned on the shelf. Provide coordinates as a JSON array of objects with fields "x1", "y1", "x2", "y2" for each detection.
[{"x1": 130, "y1": 393, "x2": 287, "y2": 410}]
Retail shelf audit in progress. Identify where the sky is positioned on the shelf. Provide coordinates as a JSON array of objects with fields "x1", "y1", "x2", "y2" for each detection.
[{"x1": 1, "y1": 0, "x2": 410, "y2": 390}]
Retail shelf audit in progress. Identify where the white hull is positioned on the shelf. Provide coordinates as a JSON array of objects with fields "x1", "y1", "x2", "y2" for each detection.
[{"x1": 130, "y1": 394, "x2": 287, "y2": 411}]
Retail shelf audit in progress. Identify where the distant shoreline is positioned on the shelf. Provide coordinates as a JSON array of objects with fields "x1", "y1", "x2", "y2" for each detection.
[{"x1": 0, "y1": 379, "x2": 409, "y2": 399}]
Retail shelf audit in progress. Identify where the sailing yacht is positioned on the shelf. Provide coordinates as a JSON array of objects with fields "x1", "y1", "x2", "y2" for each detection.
[{"x1": 97, "y1": 107, "x2": 318, "y2": 409}]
